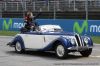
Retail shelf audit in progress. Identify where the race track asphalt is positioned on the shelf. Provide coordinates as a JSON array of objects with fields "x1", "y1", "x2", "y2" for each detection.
[{"x1": 0, "y1": 36, "x2": 100, "y2": 66}]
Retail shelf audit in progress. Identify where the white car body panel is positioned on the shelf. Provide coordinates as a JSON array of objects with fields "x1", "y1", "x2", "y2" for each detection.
[
  {"x1": 18, "y1": 34, "x2": 60, "y2": 49},
  {"x1": 21, "y1": 34, "x2": 44, "y2": 49},
  {"x1": 43, "y1": 35, "x2": 60, "y2": 48}
]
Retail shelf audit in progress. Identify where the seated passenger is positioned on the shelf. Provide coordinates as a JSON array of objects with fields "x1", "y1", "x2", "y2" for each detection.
[{"x1": 21, "y1": 10, "x2": 41, "y2": 33}]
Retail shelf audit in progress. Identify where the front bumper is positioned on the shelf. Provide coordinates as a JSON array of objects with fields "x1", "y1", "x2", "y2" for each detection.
[{"x1": 68, "y1": 46, "x2": 93, "y2": 51}]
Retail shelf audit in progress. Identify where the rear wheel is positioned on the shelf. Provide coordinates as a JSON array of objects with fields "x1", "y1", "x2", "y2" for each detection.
[
  {"x1": 15, "y1": 41, "x2": 25, "y2": 53},
  {"x1": 55, "y1": 44, "x2": 68, "y2": 59},
  {"x1": 80, "y1": 48, "x2": 92, "y2": 57}
]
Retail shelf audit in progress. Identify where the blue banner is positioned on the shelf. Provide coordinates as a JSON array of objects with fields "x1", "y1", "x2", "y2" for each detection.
[
  {"x1": 0, "y1": 18, "x2": 24, "y2": 31},
  {"x1": 0, "y1": 18, "x2": 100, "y2": 36}
]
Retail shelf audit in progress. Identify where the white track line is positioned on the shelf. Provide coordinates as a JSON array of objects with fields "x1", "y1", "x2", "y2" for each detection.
[{"x1": 90, "y1": 56, "x2": 100, "y2": 58}]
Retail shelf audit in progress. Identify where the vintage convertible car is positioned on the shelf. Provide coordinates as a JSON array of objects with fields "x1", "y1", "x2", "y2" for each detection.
[{"x1": 7, "y1": 25, "x2": 93, "y2": 59}]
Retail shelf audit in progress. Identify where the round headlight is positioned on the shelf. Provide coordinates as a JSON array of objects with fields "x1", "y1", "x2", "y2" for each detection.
[
  {"x1": 84, "y1": 37, "x2": 89, "y2": 44},
  {"x1": 70, "y1": 38, "x2": 76, "y2": 45}
]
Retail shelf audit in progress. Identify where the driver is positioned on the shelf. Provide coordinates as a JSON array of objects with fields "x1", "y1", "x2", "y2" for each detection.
[
  {"x1": 24, "y1": 11, "x2": 35, "y2": 31},
  {"x1": 21, "y1": 10, "x2": 41, "y2": 33}
]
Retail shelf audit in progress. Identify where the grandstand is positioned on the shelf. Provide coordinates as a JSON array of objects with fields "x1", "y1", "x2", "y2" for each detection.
[{"x1": 1, "y1": 0, "x2": 100, "y2": 19}]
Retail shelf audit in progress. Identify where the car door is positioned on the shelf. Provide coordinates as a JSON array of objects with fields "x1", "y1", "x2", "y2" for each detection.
[
  {"x1": 43, "y1": 35, "x2": 60, "y2": 48},
  {"x1": 21, "y1": 33, "x2": 45, "y2": 49}
]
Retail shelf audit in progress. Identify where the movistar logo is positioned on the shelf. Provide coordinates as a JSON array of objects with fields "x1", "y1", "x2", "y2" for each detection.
[
  {"x1": 73, "y1": 20, "x2": 88, "y2": 34},
  {"x1": 3, "y1": 18, "x2": 13, "y2": 30}
]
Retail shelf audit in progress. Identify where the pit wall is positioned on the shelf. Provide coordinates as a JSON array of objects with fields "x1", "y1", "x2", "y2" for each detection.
[{"x1": 0, "y1": 18, "x2": 100, "y2": 36}]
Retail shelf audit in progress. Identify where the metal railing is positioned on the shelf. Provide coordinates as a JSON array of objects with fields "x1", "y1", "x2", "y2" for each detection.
[{"x1": 1, "y1": 0, "x2": 100, "y2": 18}]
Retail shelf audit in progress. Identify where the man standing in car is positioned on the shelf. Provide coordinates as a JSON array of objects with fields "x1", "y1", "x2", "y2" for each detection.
[{"x1": 21, "y1": 10, "x2": 41, "y2": 32}]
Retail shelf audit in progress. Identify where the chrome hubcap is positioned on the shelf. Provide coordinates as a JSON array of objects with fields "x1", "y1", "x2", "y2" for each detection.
[
  {"x1": 16, "y1": 42, "x2": 21, "y2": 52},
  {"x1": 56, "y1": 45, "x2": 65, "y2": 57}
]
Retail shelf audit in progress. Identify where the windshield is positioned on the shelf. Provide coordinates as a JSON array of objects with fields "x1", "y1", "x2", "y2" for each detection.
[{"x1": 39, "y1": 25, "x2": 63, "y2": 32}]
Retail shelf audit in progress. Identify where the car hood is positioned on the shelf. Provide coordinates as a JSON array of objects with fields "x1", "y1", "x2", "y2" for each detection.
[{"x1": 42, "y1": 31, "x2": 75, "y2": 36}]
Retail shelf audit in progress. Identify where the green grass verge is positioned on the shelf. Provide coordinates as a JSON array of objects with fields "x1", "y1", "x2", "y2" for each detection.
[
  {"x1": 0, "y1": 31, "x2": 19, "y2": 36},
  {"x1": 92, "y1": 36, "x2": 100, "y2": 44},
  {"x1": 0, "y1": 31, "x2": 100, "y2": 44}
]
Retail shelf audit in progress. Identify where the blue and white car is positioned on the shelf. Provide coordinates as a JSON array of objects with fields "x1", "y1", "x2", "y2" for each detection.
[{"x1": 7, "y1": 25, "x2": 93, "y2": 59}]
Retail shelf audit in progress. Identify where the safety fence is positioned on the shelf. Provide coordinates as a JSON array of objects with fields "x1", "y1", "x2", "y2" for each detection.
[{"x1": 1, "y1": 0, "x2": 100, "y2": 12}]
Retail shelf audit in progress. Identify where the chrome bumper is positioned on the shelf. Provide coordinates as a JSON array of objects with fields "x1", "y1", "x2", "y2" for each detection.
[{"x1": 68, "y1": 46, "x2": 93, "y2": 51}]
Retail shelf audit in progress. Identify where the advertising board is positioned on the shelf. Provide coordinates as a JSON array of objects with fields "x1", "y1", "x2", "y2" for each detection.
[{"x1": 0, "y1": 18, "x2": 100, "y2": 35}]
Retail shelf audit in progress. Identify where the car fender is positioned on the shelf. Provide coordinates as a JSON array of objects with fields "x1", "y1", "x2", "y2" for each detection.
[
  {"x1": 12, "y1": 35, "x2": 25, "y2": 49},
  {"x1": 82, "y1": 35, "x2": 93, "y2": 47},
  {"x1": 41, "y1": 36, "x2": 71, "y2": 51},
  {"x1": 54, "y1": 37, "x2": 71, "y2": 48},
  {"x1": 87, "y1": 36, "x2": 93, "y2": 46}
]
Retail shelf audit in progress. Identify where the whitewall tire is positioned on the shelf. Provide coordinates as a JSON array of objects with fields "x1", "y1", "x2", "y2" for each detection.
[
  {"x1": 55, "y1": 44, "x2": 68, "y2": 59},
  {"x1": 15, "y1": 41, "x2": 25, "y2": 53}
]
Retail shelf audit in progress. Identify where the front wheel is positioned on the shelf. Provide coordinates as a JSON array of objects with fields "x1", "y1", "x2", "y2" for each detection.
[
  {"x1": 15, "y1": 41, "x2": 25, "y2": 53},
  {"x1": 80, "y1": 48, "x2": 92, "y2": 57},
  {"x1": 55, "y1": 44, "x2": 68, "y2": 59}
]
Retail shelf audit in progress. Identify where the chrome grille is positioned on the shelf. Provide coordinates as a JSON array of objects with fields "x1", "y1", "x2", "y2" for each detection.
[
  {"x1": 75, "y1": 35, "x2": 81, "y2": 46},
  {"x1": 75, "y1": 34, "x2": 85, "y2": 47}
]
